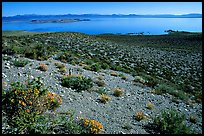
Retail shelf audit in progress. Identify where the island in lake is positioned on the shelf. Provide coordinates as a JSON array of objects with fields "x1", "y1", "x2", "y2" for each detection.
[{"x1": 30, "y1": 18, "x2": 90, "y2": 24}]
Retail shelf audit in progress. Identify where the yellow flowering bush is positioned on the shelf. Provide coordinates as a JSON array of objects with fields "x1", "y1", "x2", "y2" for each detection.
[
  {"x1": 81, "y1": 118, "x2": 103, "y2": 134},
  {"x1": 2, "y1": 77, "x2": 62, "y2": 117}
]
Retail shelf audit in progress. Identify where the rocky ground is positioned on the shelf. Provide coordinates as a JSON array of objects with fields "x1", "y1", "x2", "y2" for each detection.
[{"x1": 2, "y1": 53, "x2": 202, "y2": 134}]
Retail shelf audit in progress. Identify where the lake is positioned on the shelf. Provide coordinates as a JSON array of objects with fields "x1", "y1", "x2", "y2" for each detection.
[{"x1": 2, "y1": 18, "x2": 202, "y2": 35}]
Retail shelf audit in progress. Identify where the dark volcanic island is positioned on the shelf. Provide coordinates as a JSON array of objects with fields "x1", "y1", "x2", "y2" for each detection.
[{"x1": 30, "y1": 18, "x2": 90, "y2": 23}]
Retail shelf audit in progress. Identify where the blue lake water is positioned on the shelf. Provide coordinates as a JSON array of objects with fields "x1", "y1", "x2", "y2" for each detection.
[{"x1": 2, "y1": 18, "x2": 202, "y2": 35}]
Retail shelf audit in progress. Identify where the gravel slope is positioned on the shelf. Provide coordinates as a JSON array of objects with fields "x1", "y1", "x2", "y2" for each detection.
[{"x1": 2, "y1": 54, "x2": 202, "y2": 134}]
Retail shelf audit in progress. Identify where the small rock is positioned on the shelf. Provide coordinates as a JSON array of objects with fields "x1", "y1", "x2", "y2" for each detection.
[
  {"x1": 184, "y1": 109, "x2": 188, "y2": 112},
  {"x1": 17, "y1": 72, "x2": 22, "y2": 76},
  {"x1": 5, "y1": 62, "x2": 10, "y2": 66},
  {"x1": 119, "y1": 131, "x2": 126, "y2": 134},
  {"x1": 126, "y1": 93, "x2": 131, "y2": 97},
  {"x1": 5, "y1": 66, "x2": 10, "y2": 69},
  {"x1": 30, "y1": 75, "x2": 34, "y2": 79},
  {"x1": 61, "y1": 90, "x2": 65, "y2": 93},
  {"x1": 2, "y1": 73, "x2": 7, "y2": 78}
]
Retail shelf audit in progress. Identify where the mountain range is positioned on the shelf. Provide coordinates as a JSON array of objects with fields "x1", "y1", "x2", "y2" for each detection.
[{"x1": 2, "y1": 13, "x2": 202, "y2": 22}]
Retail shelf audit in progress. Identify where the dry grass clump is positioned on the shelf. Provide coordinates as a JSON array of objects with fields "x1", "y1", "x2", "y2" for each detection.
[
  {"x1": 95, "y1": 79, "x2": 106, "y2": 87},
  {"x1": 110, "y1": 71, "x2": 118, "y2": 77},
  {"x1": 135, "y1": 111, "x2": 145, "y2": 121},
  {"x1": 54, "y1": 62, "x2": 65, "y2": 69},
  {"x1": 134, "y1": 76, "x2": 146, "y2": 84},
  {"x1": 146, "y1": 101, "x2": 155, "y2": 110},
  {"x1": 112, "y1": 87, "x2": 124, "y2": 97},
  {"x1": 121, "y1": 76, "x2": 127, "y2": 80},
  {"x1": 148, "y1": 90, "x2": 162, "y2": 95},
  {"x1": 96, "y1": 75, "x2": 104, "y2": 80},
  {"x1": 100, "y1": 94, "x2": 111, "y2": 103},
  {"x1": 38, "y1": 63, "x2": 48, "y2": 71},
  {"x1": 59, "y1": 67, "x2": 67, "y2": 73}
]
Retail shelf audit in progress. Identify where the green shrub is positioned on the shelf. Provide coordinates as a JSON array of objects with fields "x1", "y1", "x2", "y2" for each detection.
[
  {"x1": 33, "y1": 111, "x2": 86, "y2": 134},
  {"x1": 13, "y1": 59, "x2": 30, "y2": 67},
  {"x1": 57, "y1": 52, "x2": 75, "y2": 63},
  {"x1": 90, "y1": 63, "x2": 101, "y2": 72},
  {"x1": 9, "y1": 111, "x2": 40, "y2": 134},
  {"x1": 84, "y1": 65, "x2": 92, "y2": 71},
  {"x1": 3, "y1": 55, "x2": 12, "y2": 61},
  {"x1": 84, "y1": 59, "x2": 94, "y2": 65},
  {"x1": 95, "y1": 87, "x2": 109, "y2": 94},
  {"x1": 142, "y1": 74, "x2": 158, "y2": 87},
  {"x1": 154, "y1": 83, "x2": 187, "y2": 100},
  {"x1": 100, "y1": 62, "x2": 110, "y2": 69},
  {"x1": 149, "y1": 109, "x2": 194, "y2": 134},
  {"x1": 189, "y1": 115, "x2": 197, "y2": 124},
  {"x1": 61, "y1": 74, "x2": 93, "y2": 92}
]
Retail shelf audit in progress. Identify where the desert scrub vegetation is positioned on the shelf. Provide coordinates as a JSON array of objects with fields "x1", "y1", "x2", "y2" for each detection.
[
  {"x1": 12, "y1": 58, "x2": 30, "y2": 67},
  {"x1": 54, "y1": 62, "x2": 67, "y2": 73},
  {"x1": 146, "y1": 109, "x2": 195, "y2": 134},
  {"x1": 154, "y1": 82, "x2": 187, "y2": 100},
  {"x1": 61, "y1": 74, "x2": 93, "y2": 92},
  {"x1": 112, "y1": 87, "x2": 124, "y2": 97},
  {"x1": 2, "y1": 32, "x2": 202, "y2": 102},
  {"x1": 99, "y1": 94, "x2": 111, "y2": 103},
  {"x1": 32, "y1": 111, "x2": 86, "y2": 134},
  {"x1": 2, "y1": 77, "x2": 62, "y2": 134},
  {"x1": 38, "y1": 63, "x2": 48, "y2": 71}
]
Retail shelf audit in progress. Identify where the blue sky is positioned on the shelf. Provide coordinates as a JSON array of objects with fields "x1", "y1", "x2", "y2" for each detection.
[{"x1": 2, "y1": 2, "x2": 202, "y2": 17}]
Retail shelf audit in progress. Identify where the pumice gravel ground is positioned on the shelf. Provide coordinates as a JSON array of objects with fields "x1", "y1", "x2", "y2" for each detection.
[{"x1": 2, "y1": 54, "x2": 202, "y2": 134}]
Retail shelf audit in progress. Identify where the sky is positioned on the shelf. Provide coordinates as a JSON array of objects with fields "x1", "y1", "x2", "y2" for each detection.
[{"x1": 2, "y1": 2, "x2": 202, "y2": 17}]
